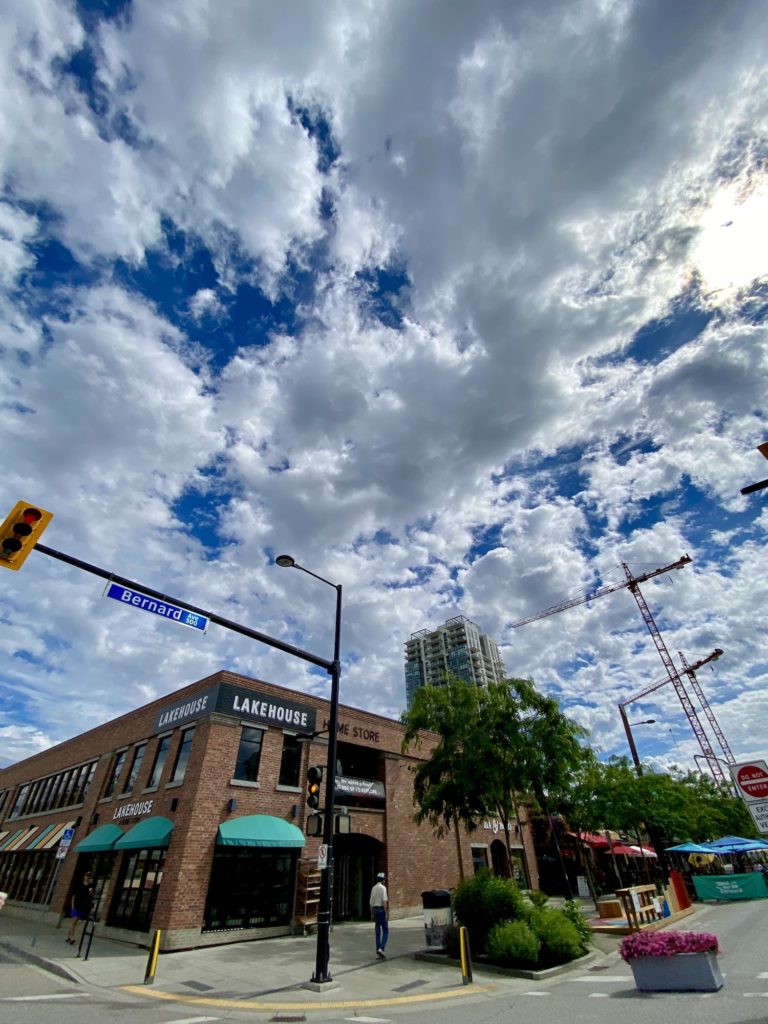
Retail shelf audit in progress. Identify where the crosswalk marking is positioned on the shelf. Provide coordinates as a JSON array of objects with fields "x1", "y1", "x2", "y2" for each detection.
[
  {"x1": 522, "y1": 991, "x2": 550, "y2": 996},
  {"x1": 575, "y1": 976, "x2": 627, "y2": 982},
  {"x1": 588, "y1": 992, "x2": 610, "y2": 998},
  {"x1": 2, "y1": 994, "x2": 85, "y2": 1002}
]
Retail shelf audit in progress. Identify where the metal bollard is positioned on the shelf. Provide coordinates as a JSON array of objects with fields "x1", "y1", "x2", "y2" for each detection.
[
  {"x1": 144, "y1": 929, "x2": 162, "y2": 985},
  {"x1": 459, "y1": 926, "x2": 473, "y2": 985}
]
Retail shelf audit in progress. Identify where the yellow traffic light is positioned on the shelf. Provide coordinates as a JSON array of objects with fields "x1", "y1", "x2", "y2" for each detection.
[{"x1": 0, "y1": 501, "x2": 53, "y2": 571}]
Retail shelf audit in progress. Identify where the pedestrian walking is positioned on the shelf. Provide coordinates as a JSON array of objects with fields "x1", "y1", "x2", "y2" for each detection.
[
  {"x1": 370, "y1": 871, "x2": 389, "y2": 959},
  {"x1": 0, "y1": 891, "x2": 7, "y2": 911},
  {"x1": 66, "y1": 871, "x2": 94, "y2": 945}
]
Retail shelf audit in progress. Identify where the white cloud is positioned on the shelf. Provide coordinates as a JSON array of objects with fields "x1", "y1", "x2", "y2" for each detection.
[{"x1": 0, "y1": 0, "x2": 767, "y2": 781}]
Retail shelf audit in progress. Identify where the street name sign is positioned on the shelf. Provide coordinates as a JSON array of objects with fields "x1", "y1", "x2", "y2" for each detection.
[
  {"x1": 104, "y1": 583, "x2": 208, "y2": 633},
  {"x1": 730, "y1": 760, "x2": 768, "y2": 803}
]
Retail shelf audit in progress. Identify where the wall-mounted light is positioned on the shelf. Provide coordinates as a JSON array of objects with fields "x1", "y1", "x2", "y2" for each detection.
[
  {"x1": 90, "y1": 813, "x2": 99, "y2": 826},
  {"x1": 169, "y1": 797, "x2": 179, "y2": 812},
  {"x1": 227, "y1": 798, "x2": 237, "y2": 813}
]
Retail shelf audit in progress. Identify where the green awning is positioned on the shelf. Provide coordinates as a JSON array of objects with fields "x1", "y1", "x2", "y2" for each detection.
[
  {"x1": 216, "y1": 815, "x2": 305, "y2": 848},
  {"x1": 74, "y1": 824, "x2": 125, "y2": 853},
  {"x1": 114, "y1": 816, "x2": 174, "y2": 851}
]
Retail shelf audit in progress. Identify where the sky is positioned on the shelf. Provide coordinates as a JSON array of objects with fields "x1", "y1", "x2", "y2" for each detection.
[{"x1": 1, "y1": 0, "x2": 767, "y2": 781}]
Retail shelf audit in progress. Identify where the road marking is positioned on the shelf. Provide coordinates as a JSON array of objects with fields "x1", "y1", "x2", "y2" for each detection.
[
  {"x1": 575, "y1": 976, "x2": 627, "y2": 982},
  {"x1": 120, "y1": 982, "x2": 497, "y2": 1012},
  {"x1": 522, "y1": 991, "x2": 550, "y2": 996},
  {"x1": 2, "y1": 994, "x2": 85, "y2": 1001},
  {"x1": 758, "y1": 972, "x2": 768, "y2": 979},
  {"x1": 345, "y1": 1017, "x2": 391, "y2": 1022},
  {"x1": 167, "y1": 1018, "x2": 221, "y2": 1023},
  {"x1": 588, "y1": 993, "x2": 610, "y2": 998},
  {"x1": 744, "y1": 993, "x2": 768, "y2": 997}
]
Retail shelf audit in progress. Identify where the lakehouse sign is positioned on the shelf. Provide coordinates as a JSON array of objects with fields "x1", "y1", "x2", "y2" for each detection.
[{"x1": 153, "y1": 683, "x2": 316, "y2": 735}]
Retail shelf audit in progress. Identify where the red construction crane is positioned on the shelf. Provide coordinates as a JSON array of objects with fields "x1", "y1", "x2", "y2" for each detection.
[
  {"x1": 510, "y1": 555, "x2": 691, "y2": 628},
  {"x1": 511, "y1": 554, "x2": 728, "y2": 785},
  {"x1": 619, "y1": 648, "x2": 731, "y2": 782}
]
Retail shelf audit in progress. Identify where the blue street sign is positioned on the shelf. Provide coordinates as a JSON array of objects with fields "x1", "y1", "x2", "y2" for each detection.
[{"x1": 104, "y1": 583, "x2": 208, "y2": 633}]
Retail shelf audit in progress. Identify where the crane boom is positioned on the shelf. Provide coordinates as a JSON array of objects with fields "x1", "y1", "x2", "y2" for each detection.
[
  {"x1": 510, "y1": 554, "x2": 691, "y2": 628},
  {"x1": 619, "y1": 649, "x2": 724, "y2": 706},
  {"x1": 678, "y1": 651, "x2": 736, "y2": 766}
]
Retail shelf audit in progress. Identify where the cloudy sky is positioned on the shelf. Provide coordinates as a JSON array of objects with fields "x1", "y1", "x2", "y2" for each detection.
[{"x1": 2, "y1": 0, "x2": 767, "y2": 780}]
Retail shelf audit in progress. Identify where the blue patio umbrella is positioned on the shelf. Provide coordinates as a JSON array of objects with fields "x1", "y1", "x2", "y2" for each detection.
[
  {"x1": 705, "y1": 835, "x2": 768, "y2": 853},
  {"x1": 665, "y1": 842, "x2": 720, "y2": 853}
]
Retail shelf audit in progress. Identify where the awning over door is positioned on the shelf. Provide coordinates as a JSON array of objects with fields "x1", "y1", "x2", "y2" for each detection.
[
  {"x1": 74, "y1": 824, "x2": 124, "y2": 853},
  {"x1": 114, "y1": 816, "x2": 174, "y2": 851},
  {"x1": 216, "y1": 815, "x2": 305, "y2": 848}
]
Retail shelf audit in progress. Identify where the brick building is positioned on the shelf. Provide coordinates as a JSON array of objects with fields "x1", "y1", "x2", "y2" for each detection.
[{"x1": 0, "y1": 670, "x2": 537, "y2": 950}]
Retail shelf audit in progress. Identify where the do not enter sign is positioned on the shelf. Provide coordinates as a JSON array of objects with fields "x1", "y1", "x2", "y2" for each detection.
[{"x1": 731, "y1": 760, "x2": 768, "y2": 802}]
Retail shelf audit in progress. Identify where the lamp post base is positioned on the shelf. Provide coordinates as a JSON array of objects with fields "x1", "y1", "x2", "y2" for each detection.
[{"x1": 303, "y1": 978, "x2": 341, "y2": 993}]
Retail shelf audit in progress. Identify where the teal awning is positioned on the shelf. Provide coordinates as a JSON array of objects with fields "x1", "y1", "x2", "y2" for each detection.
[
  {"x1": 217, "y1": 815, "x2": 305, "y2": 848},
  {"x1": 114, "y1": 816, "x2": 174, "y2": 851},
  {"x1": 74, "y1": 824, "x2": 125, "y2": 853}
]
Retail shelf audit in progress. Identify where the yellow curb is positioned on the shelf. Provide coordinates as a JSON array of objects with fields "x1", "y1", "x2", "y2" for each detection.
[{"x1": 119, "y1": 981, "x2": 496, "y2": 1011}]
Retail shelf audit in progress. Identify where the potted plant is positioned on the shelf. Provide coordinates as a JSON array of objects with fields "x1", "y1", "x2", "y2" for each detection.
[{"x1": 619, "y1": 929, "x2": 723, "y2": 992}]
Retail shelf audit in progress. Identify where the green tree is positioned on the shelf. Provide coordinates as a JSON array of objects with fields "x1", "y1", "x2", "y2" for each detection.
[{"x1": 402, "y1": 677, "x2": 587, "y2": 886}]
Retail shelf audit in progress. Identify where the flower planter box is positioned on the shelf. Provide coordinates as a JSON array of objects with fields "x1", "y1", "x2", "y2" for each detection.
[{"x1": 628, "y1": 951, "x2": 723, "y2": 992}]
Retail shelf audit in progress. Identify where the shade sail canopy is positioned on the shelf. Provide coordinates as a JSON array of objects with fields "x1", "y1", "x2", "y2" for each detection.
[
  {"x1": 217, "y1": 815, "x2": 305, "y2": 848},
  {"x1": 75, "y1": 824, "x2": 125, "y2": 853},
  {"x1": 114, "y1": 816, "x2": 174, "y2": 851}
]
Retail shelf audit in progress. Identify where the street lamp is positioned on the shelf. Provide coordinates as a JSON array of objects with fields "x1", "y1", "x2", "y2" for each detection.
[
  {"x1": 276, "y1": 554, "x2": 342, "y2": 987},
  {"x1": 619, "y1": 706, "x2": 655, "y2": 776}
]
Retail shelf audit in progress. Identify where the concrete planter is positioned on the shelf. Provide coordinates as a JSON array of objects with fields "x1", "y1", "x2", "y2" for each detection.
[{"x1": 628, "y1": 951, "x2": 723, "y2": 992}]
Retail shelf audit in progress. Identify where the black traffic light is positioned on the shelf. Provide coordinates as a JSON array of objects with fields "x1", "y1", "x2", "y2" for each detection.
[
  {"x1": 306, "y1": 765, "x2": 323, "y2": 809},
  {"x1": 0, "y1": 501, "x2": 53, "y2": 572}
]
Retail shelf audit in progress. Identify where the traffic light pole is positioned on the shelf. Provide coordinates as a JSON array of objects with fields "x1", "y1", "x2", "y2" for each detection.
[{"x1": 32, "y1": 543, "x2": 334, "y2": 675}]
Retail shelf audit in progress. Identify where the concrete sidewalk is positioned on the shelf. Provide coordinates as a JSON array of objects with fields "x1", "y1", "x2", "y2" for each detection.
[{"x1": 0, "y1": 909, "x2": 623, "y2": 1013}]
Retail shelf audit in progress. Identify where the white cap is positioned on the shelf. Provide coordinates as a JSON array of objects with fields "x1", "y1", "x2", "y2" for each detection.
[{"x1": 377, "y1": 872, "x2": 386, "y2": 879}]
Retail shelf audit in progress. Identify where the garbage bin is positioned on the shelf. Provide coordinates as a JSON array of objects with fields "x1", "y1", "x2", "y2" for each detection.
[{"x1": 421, "y1": 889, "x2": 452, "y2": 948}]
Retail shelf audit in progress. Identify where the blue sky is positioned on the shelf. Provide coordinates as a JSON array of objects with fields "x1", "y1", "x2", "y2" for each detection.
[{"x1": 1, "y1": 0, "x2": 767, "y2": 778}]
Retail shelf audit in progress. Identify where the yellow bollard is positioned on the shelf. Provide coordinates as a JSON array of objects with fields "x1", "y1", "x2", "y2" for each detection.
[
  {"x1": 144, "y1": 928, "x2": 162, "y2": 985},
  {"x1": 459, "y1": 925, "x2": 473, "y2": 985}
]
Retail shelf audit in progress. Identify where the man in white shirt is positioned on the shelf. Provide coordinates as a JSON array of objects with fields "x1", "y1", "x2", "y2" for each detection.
[{"x1": 369, "y1": 872, "x2": 389, "y2": 959}]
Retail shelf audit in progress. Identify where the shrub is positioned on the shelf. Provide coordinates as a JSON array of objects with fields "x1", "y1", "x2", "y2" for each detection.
[
  {"x1": 535, "y1": 913, "x2": 585, "y2": 963},
  {"x1": 620, "y1": 930, "x2": 719, "y2": 962},
  {"x1": 561, "y1": 900, "x2": 592, "y2": 948},
  {"x1": 452, "y1": 871, "x2": 525, "y2": 953},
  {"x1": 527, "y1": 889, "x2": 550, "y2": 908},
  {"x1": 486, "y1": 920, "x2": 541, "y2": 966}
]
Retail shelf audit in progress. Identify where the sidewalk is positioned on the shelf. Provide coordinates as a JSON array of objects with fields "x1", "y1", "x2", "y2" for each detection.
[{"x1": 0, "y1": 909, "x2": 623, "y2": 1012}]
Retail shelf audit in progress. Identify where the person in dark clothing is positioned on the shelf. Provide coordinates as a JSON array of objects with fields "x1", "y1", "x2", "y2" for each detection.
[{"x1": 66, "y1": 871, "x2": 94, "y2": 945}]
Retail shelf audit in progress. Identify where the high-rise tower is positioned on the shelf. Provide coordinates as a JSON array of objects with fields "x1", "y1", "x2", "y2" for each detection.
[{"x1": 404, "y1": 615, "x2": 506, "y2": 709}]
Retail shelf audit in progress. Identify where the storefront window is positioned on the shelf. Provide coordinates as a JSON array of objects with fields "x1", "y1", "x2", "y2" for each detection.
[
  {"x1": 123, "y1": 743, "x2": 147, "y2": 794},
  {"x1": 471, "y1": 847, "x2": 489, "y2": 874},
  {"x1": 170, "y1": 726, "x2": 195, "y2": 783},
  {"x1": 108, "y1": 847, "x2": 165, "y2": 932},
  {"x1": 233, "y1": 726, "x2": 263, "y2": 782},
  {"x1": 277, "y1": 734, "x2": 302, "y2": 787},
  {"x1": 104, "y1": 751, "x2": 127, "y2": 799},
  {"x1": 147, "y1": 735, "x2": 171, "y2": 788},
  {"x1": 203, "y1": 848, "x2": 296, "y2": 931}
]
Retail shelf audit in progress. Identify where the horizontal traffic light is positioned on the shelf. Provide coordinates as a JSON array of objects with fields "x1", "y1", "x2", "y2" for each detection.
[{"x1": 0, "y1": 502, "x2": 53, "y2": 571}]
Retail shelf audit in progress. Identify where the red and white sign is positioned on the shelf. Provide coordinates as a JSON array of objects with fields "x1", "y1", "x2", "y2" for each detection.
[{"x1": 730, "y1": 760, "x2": 768, "y2": 802}]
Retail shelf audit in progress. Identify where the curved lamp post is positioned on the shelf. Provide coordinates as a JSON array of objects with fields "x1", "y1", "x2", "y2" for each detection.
[{"x1": 276, "y1": 554, "x2": 342, "y2": 986}]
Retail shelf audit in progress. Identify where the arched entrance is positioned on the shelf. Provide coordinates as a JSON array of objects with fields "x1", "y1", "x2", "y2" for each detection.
[
  {"x1": 332, "y1": 833, "x2": 384, "y2": 920},
  {"x1": 490, "y1": 839, "x2": 510, "y2": 877}
]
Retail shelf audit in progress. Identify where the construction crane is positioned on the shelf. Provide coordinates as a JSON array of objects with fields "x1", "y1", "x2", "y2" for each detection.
[
  {"x1": 510, "y1": 555, "x2": 691, "y2": 628},
  {"x1": 511, "y1": 554, "x2": 728, "y2": 785},
  {"x1": 678, "y1": 650, "x2": 736, "y2": 767},
  {"x1": 619, "y1": 649, "x2": 729, "y2": 782}
]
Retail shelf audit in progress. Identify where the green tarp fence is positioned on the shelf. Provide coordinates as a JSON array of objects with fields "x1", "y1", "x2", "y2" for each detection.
[{"x1": 693, "y1": 872, "x2": 768, "y2": 901}]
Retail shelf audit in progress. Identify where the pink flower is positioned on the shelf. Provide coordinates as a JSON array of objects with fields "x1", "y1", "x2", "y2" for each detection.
[{"x1": 620, "y1": 930, "x2": 719, "y2": 961}]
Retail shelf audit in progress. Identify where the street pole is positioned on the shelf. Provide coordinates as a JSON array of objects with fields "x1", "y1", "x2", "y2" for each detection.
[
  {"x1": 276, "y1": 556, "x2": 342, "y2": 986},
  {"x1": 619, "y1": 705, "x2": 644, "y2": 776}
]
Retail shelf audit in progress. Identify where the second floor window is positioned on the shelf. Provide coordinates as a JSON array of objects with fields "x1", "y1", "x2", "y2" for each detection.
[
  {"x1": 170, "y1": 727, "x2": 195, "y2": 784},
  {"x1": 123, "y1": 743, "x2": 147, "y2": 794},
  {"x1": 147, "y1": 735, "x2": 171, "y2": 788},
  {"x1": 277, "y1": 734, "x2": 302, "y2": 787},
  {"x1": 104, "y1": 751, "x2": 127, "y2": 799},
  {"x1": 234, "y1": 726, "x2": 263, "y2": 783}
]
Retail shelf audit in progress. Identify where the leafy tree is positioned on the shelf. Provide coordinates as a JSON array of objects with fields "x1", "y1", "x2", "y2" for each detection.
[{"x1": 402, "y1": 677, "x2": 587, "y2": 884}]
